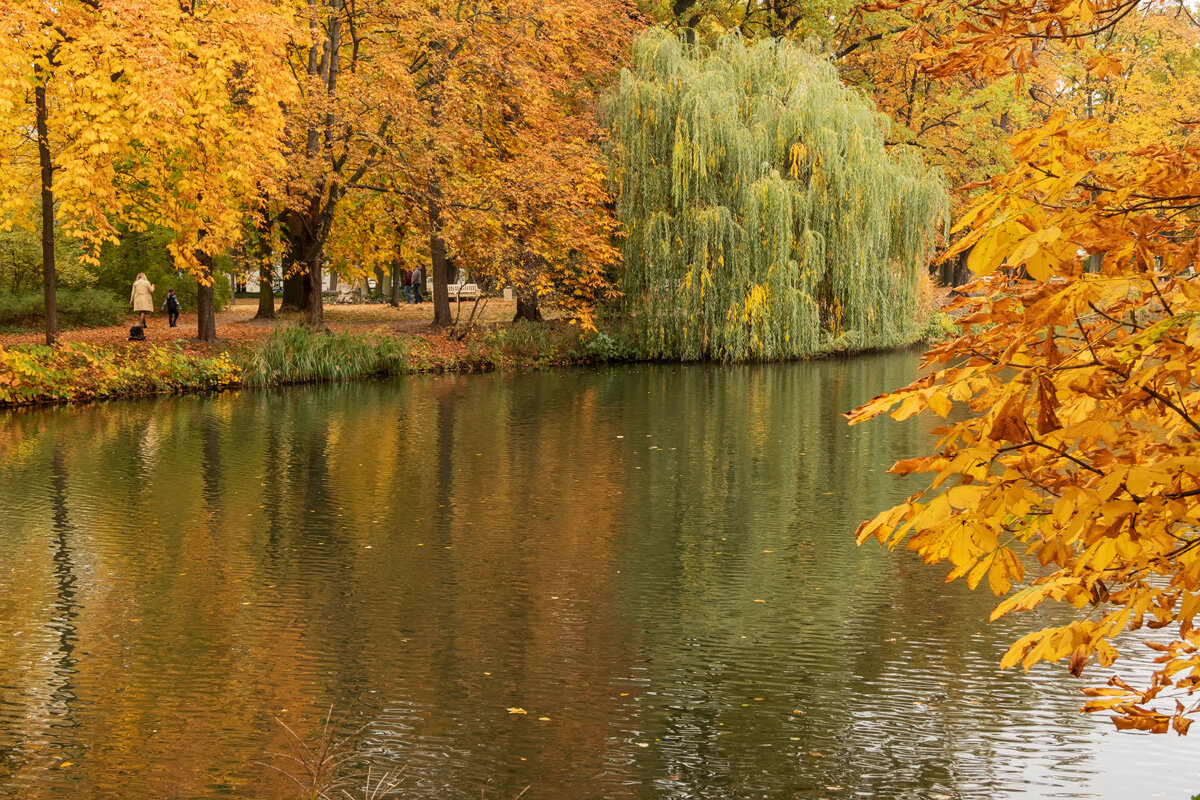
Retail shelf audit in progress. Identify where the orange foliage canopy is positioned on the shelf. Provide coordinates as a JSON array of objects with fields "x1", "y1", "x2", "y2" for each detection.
[
  {"x1": 302, "y1": 0, "x2": 641, "y2": 327},
  {"x1": 849, "y1": 0, "x2": 1200, "y2": 733}
]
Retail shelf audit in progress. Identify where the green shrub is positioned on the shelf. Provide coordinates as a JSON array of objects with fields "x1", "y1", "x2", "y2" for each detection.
[
  {"x1": 920, "y1": 311, "x2": 960, "y2": 341},
  {"x1": 571, "y1": 329, "x2": 641, "y2": 362},
  {"x1": 0, "y1": 288, "x2": 125, "y2": 329},
  {"x1": 92, "y1": 225, "x2": 233, "y2": 313},
  {"x1": 0, "y1": 342, "x2": 241, "y2": 405}
]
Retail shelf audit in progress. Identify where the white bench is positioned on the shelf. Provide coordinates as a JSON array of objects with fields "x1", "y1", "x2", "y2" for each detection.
[{"x1": 426, "y1": 280, "x2": 480, "y2": 301}]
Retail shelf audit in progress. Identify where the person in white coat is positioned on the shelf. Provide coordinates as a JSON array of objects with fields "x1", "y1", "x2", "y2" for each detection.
[{"x1": 130, "y1": 272, "x2": 155, "y2": 328}]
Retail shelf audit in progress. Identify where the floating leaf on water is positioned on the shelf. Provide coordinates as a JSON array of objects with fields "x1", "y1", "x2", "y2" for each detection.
[{"x1": 507, "y1": 707, "x2": 527, "y2": 714}]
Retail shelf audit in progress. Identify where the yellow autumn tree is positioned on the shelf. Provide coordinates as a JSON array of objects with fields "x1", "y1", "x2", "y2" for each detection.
[
  {"x1": 849, "y1": 0, "x2": 1200, "y2": 733},
  {"x1": 0, "y1": 0, "x2": 150, "y2": 343},
  {"x1": 0, "y1": 0, "x2": 296, "y2": 344},
  {"x1": 127, "y1": 0, "x2": 297, "y2": 343}
]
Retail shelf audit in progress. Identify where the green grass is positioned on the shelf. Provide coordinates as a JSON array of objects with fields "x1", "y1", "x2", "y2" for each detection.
[{"x1": 234, "y1": 325, "x2": 413, "y2": 388}]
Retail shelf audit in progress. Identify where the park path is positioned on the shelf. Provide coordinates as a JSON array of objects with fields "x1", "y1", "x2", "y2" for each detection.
[{"x1": 0, "y1": 296, "x2": 516, "y2": 349}]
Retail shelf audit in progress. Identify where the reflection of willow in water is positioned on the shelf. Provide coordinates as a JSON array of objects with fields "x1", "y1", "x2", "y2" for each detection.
[
  {"x1": 0, "y1": 365, "x2": 1191, "y2": 800},
  {"x1": 593, "y1": 356, "x2": 1098, "y2": 800}
]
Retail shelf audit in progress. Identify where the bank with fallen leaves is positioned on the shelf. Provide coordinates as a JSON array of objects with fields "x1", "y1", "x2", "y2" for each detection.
[{"x1": 0, "y1": 322, "x2": 627, "y2": 408}]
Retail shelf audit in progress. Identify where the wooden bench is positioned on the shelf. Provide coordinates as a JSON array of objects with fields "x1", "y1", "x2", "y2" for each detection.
[{"x1": 426, "y1": 280, "x2": 480, "y2": 301}]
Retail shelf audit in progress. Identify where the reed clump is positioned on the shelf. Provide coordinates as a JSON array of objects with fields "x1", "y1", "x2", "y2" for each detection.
[{"x1": 235, "y1": 326, "x2": 411, "y2": 388}]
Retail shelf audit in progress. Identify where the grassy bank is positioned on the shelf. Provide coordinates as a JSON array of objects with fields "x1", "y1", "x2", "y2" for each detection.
[
  {"x1": 0, "y1": 314, "x2": 953, "y2": 408},
  {"x1": 0, "y1": 341, "x2": 242, "y2": 406},
  {"x1": 0, "y1": 322, "x2": 634, "y2": 408}
]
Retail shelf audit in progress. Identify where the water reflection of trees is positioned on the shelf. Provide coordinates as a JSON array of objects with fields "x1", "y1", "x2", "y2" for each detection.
[{"x1": 0, "y1": 364, "x2": 1183, "y2": 800}]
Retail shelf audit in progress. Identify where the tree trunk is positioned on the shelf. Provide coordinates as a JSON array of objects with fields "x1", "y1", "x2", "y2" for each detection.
[
  {"x1": 390, "y1": 261, "x2": 401, "y2": 307},
  {"x1": 281, "y1": 270, "x2": 304, "y2": 312},
  {"x1": 514, "y1": 292, "x2": 543, "y2": 323},
  {"x1": 428, "y1": 195, "x2": 452, "y2": 327},
  {"x1": 283, "y1": 211, "x2": 324, "y2": 318},
  {"x1": 302, "y1": 251, "x2": 325, "y2": 329},
  {"x1": 952, "y1": 248, "x2": 972, "y2": 287},
  {"x1": 35, "y1": 79, "x2": 57, "y2": 346},
  {"x1": 254, "y1": 264, "x2": 276, "y2": 320},
  {"x1": 253, "y1": 213, "x2": 276, "y2": 320},
  {"x1": 196, "y1": 251, "x2": 217, "y2": 344}
]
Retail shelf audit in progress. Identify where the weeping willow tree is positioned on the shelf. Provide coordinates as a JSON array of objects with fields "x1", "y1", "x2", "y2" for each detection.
[{"x1": 608, "y1": 31, "x2": 948, "y2": 360}]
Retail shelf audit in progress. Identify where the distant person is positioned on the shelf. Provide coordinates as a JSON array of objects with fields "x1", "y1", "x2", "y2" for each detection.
[
  {"x1": 402, "y1": 268, "x2": 413, "y2": 303},
  {"x1": 130, "y1": 272, "x2": 155, "y2": 328},
  {"x1": 410, "y1": 266, "x2": 424, "y2": 304},
  {"x1": 161, "y1": 288, "x2": 181, "y2": 327}
]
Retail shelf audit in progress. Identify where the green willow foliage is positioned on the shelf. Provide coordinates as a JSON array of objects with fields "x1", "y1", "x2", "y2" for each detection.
[{"x1": 608, "y1": 30, "x2": 948, "y2": 360}]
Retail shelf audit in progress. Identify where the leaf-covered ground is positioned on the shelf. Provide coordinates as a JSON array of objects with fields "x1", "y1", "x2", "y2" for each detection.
[{"x1": 0, "y1": 296, "x2": 519, "y2": 354}]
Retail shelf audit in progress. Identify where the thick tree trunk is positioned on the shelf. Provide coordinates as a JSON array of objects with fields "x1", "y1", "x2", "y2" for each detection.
[
  {"x1": 280, "y1": 270, "x2": 304, "y2": 312},
  {"x1": 302, "y1": 253, "x2": 325, "y2": 329},
  {"x1": 373, "y1": 266, "x2": 385, "y2": 299},
  {"x1": 952, "y1": 248, "x2": 972, "y2": 287},
  {"x1": 196, "y1": 252, "x2": 217, "y2": 344},
  {"x1": 428, "y1": 196, "x2": 452, "y2": 327},
  {"x1": 514, "y1": 292, "x2": 543, "y2": 323},
  {"x1": 283, "y1": 211, "x2": 325, "y2": 320},
  {"x1": 390, "y1": 262, "x2": 401, "y2": 307},
  {"x1": 254, "y1": 264, "x2": 275, "y2": 320},
  {"x1": 35, "y1": 80, "x2": 57, "y2": 346},
  {"x1": 252, "y1": 212, "x2": 276, "y2": 320}
]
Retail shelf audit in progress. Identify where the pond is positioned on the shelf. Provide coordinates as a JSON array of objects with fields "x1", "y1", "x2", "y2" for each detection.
[{"x1": 0, "y1": 354, "x2": 1197, "y2": 799}]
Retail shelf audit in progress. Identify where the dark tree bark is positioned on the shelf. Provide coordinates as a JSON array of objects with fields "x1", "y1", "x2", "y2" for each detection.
[
  {"x1": 282, "y1": 207, "x2": 330, "y2": 329},
  {"x1": 280, "y1": 270, "x2": 303, "y2": 312},
  {"x1": 952, "y1": 248, "x2": 972, "y2": 287},
  {"x1": 514, "y1": 291, "x2": 543, "y2": 323},
  {"x1": 254, "y1": 264, "x2": 276, "y2": 320},
  {"x1": 252, "y1": 214, "x2": 276, "y2": 320},
  {"x1": 373, "y1": 266, "x2": 385, "y2": 299},
  {"x1": 35, "y1": 76, "x2": 58, "y2": 345},
  {"x1": 428, "y1": 194, "x2": 452, "y2": 327},
  {"x1": 303, "y1": 249, "x2": 326, "y2": 329},
  {"x1": 390, "y1": 261, "x2": 401, "y2": 307},
  {"x1": 196, "y1": 251, "x2": 217, "y2": 344}
]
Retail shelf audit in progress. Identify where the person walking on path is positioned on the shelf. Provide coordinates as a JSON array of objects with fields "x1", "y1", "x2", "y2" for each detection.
[
  {"x1": 410, "y1": 266, "x2": 424, "y2": 304},
  {"x1": 402, "y1": 268, "x2": 413, "y2": 303},
  {"x1": 161, "y1": 288, "x2": 181, "y2": 327},
  {"x1": 130, "y1": 272, "x2": 155, "y2": 328}
]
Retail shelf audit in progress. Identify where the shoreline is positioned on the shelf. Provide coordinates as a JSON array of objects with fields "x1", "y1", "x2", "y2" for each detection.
[{"x1": 0, "y1": 298, "x2": 949, "y2": 410}]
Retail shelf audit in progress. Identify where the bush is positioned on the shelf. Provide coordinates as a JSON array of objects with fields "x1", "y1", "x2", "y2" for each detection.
[
  {"x1": 0, "y1": 288, "x2": 126, "y2": 329},
  {"x1": 92, "y1": 225, "x2": 233, "y2": 313},
  {"x1": 0, "y1": 342, "x2": 240, "y2": 405},
  {"x1": 571, "y1": 329, "x2": 641, "y2": 362}
]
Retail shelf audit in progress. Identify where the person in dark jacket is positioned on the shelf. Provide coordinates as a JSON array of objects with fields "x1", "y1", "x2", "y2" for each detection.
[{"x1": 161, "y1": 288, "x2": 181, "y2": 327}]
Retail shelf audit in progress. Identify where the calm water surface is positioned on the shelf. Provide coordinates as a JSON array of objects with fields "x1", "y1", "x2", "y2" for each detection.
[{"x1": 0, "y1": 354, "x2": 1196, "y2": 799}]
